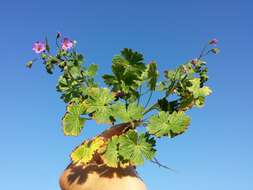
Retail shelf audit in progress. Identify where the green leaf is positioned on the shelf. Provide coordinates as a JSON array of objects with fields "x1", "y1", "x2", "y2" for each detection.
[
  {"x1": 112, "y1": 55, "x2": 127, "y2": 79},
  {"x1": 85, "y1": 87, "x2": 115, "y2": 124},
  {"x1": 157, "y1": 98, "x2": 179, "y2": 113},
  {"x1": 121, "y1": 48, "x2": 144, "y2": 66},
  {"x1": 45, "y1": 60, "x2": 53, "y2": 74},
  {"x1": 45, "y1": 37, "x2": 50, "y2": 52},
  {"x1": 87, "y1": 64, "x2": 98, "y2": 77},
  {"x1": 164, "y1": 69, "x2": 181, "y2": 81},
  {"x1": 118, "y1": 130, "x2": 156, "y2": 165},
  {"x1": 147, "y1": 111, "x2": 191, "y2": 138},
  {"x1": 195, "y1": 96, "x2": 205, "y2": 107},
  {"x1": 102, "y1": 74, "x2": 118, "y2": 87},
  {"x1": 69, "y1": 66, "x2": 82, "y2": 79},
  {"x1": 112, "y1": 102, "x2": 144, "y2": 122},
  {"x1": 187, "y1": 78, "x2": 212, "y2": 98},
  {"x1": 71, "y1": 137, "x2": 104, "y2": 164},
  {"x1": 62, "y1": 102, "x2": 87, "y2": 136},
  {"x1": 57, "y1": 76, "x2": 69, "y2": 92},
  {"x1": 77, "y1": 54, "x2": 84, "y2": 64},
  {"x1": 103, "y1": 48, "x2": 146, "y2": 101},
  {"x1": 101, "y1": 136, "x2": 120, "y2": 167},
  {"x1": 92, "y1": 107, "x2": 113, "y2": 124},
  {"x1": 41, "y1": 53, "x2": 47, "y2": 60},
  {"x1": 146, "y1": 62, "x2": 159, "y2": 90}
]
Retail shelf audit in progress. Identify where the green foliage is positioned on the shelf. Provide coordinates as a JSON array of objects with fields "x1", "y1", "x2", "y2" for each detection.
[
  {"x1": 103, "y1": 48, "x2": 146, "y2": 102},
  {"x1": 27, "y1": 34, "x2": 218, "y2": 168},
  {"x1": 187, "y1": 78, "x2": 212, "y2": 107},
  {"x1": 84, "y1": 87, "x2": 115, "y2": 124},
  {"x1": 118, "y1": 130, "x2": 156, "y2": 165},
  {"x1": 188, "y1": 78, "x2": 212, "y2": 98},
  {"x1": 147, "y1": 111, "x2": 191, "y2": 138},
  {"x1": 87, "y1": 64, "x2": 98, "y2": 77},
  {"x1": 101, "y1": 130, "x2": 156, "y2": 167},
  {"x1": 62, "y1": 102, "x2": 87, "y2": 136},
  {"x1": 146, "y1": 62, "x2": 159, "y2": 90},
  {"x1": 112, "y1": 102, "x2": 144, "y2": 123}
]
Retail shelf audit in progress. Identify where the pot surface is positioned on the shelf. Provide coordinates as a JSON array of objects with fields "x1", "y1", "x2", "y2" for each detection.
[{"x1": 59, "y1": 162, "x2": 147, "y2": 190}]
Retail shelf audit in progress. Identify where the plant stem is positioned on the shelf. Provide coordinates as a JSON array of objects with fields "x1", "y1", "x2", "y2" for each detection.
[
  {"x1": 198, "y1": 43, "x2": 209, "y2": 60},
  {"x1": 99, "y1": 120, "x2": 142, "y2": 140},
  {"x1": 143, "y1": 102, "x2": 158, "y2": 115},
  {"x1": 137, "y1": 85, "x2": 142, "y2": 106},
  {"x1": 144, "y1": 91, "x2": 153, "y2": 109}
]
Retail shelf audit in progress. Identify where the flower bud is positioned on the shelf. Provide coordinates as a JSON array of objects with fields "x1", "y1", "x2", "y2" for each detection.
[
  {"x1": 57, "y1": 32, "x2": 62, "y2": 39},
  {"x1": 26, "y1": 61, "x2": 33, "y2": 68},
  {"x1": 209, "y1": 38, "x2": 218, "y2": 45},
  {"x1": 211, "y1": 48, "x2": 220, "y2": 54}
]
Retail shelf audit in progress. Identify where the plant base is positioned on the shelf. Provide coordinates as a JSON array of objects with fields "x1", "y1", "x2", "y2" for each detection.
[{"x1": 59, "y1": 162, "x2": 147, "y2": 190}]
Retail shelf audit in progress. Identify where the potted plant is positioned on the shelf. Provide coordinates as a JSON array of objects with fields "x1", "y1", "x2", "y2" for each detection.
[{"x1": 27, "y1": 34, "x2": 219, "y2": 190}]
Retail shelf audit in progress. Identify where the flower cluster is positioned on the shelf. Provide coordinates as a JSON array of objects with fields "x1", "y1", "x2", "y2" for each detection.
[{"x1": 32, "y1": 32, "x2": 74, "y2": 54}]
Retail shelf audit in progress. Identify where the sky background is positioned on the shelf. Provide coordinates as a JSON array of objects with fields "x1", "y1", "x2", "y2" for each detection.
[{"x1": 0, "y1": 0, "x2": 252, "y2": 190}]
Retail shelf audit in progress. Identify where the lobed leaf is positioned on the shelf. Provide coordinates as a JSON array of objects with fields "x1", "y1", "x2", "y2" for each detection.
[
  {"x1": 118, "y1": 130, "x2": 156, "y2": 165},
  {"x1": 85, "y1": 87, "x2": 115, "y2": 124},
  {"x1": 147, "y1": 111, "x2": 191, "y2": 138},
  {"x1": 71, "y1": 137, "x2": 104, "y2": 164},
  {"x1": 112, "y1": 102, "x2": 144, "y2": 123},
  {"x1": 62, "y1": 102, "x2": 87, "y2": 136},
  {"x1": 100, "y1": 136, "x2": 120, "y2": 167}
]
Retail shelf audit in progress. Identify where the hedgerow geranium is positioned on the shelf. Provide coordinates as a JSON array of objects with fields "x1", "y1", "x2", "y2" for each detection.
[
  {"x1": 32, "y1": 41, "x2": 46, "y2": 54},
  {"x1": 26, "y1": 33, "x2": 219, "y2": 168}
]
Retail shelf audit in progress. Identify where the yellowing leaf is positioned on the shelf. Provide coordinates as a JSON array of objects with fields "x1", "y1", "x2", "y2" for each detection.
[
  {"x1": 100, "y1": 136, "x2": 120, "y2": 168},
  {"x1": 62, "y1": 102, "x2": 87, "y2": 136},
  {"x1": 187, "y1": 78, "x2": 212, "y2": 98},
  {"x1": 71, "y1": 137, "x2": 104, "y2": 164}
]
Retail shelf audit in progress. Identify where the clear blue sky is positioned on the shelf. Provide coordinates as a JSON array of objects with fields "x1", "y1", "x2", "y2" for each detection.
[{"x1": 0, "y1": 0, "x2": 252, "y2": 190}]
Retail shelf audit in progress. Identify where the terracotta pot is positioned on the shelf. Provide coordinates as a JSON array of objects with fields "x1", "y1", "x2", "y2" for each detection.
[{"x1": 59, "y1": 162, "x2": 147, "y2": 190}]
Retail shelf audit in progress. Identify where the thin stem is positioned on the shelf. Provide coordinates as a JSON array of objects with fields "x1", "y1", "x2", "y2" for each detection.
[
  {"x1": 140, "y1": 89, "x2": 150, "y2": 96},
  {"x1": 198, "y1": 43, "x2": 209, "y2": 60},
  {"x1": 56, "y1": 38, "x2": 60, "y2": 50},
  {"x1": 144, "y1": 91, "x2": 153, "y2": 109},
  {"x1": 80, "y1": 117, "x2": 92, "y2": 120},
  {"x1": 137, "y1": 85, "x2": 142, "y2": 106},
  {"x1": 150, "y1": 157, "x2": 176, "y2": 172},
  {"x1": 201, "y1": 49, "x2": 213, "y2": 58},
  {"x1": 143, "y1": 102, "x2": 158, "y2": 115}
]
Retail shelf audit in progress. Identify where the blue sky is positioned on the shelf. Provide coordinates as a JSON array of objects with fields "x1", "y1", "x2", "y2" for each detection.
[{"x1": 0, "y1": 0, "x2": 252, "y2": 190}]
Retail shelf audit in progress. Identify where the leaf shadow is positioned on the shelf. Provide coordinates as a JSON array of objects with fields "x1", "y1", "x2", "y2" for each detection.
[{"x1": 62, "y1": 162, "x2": 138, "y2": 186}]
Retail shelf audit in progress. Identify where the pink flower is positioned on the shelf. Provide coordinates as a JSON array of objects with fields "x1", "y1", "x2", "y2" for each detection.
[
  {"x1": 32, "y1": 41, "x2": 46, "y2": 54},
  {"x1": 61, "y1": 38, "x2": 74, "y2": 51},
  {"x1": 209, "y1": 38, "x2": 218, "y2": 45}
]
